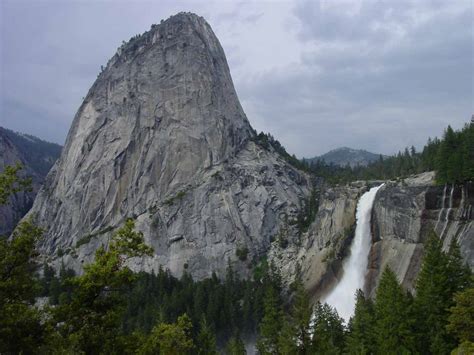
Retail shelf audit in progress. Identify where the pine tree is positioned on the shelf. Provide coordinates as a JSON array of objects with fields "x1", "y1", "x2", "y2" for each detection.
[
  {"x1": 196, "y1": 317, "x2": 217, "y2": 355},
  {"x1": 0, "y1": 163, "x2": 32, "y2": 205},
  {"x1": 413, "y1": 232, "x2": 471, "y2": 354},
  {"x1": 345, "y1": 289, "x2": 375, "y2": 355},
  {"x1": 226, "y1": 334, "x2": 247, "y2": 355},
  {"x1": 446, "y1": 238, "x2": 472, "y2": 295},
  {"x1": 447, "y1": 287, "x2": 474, "y2": 350},
  {"x1": 256, "y1": 285, "x2": 284, "y2": 355},
  {"x1": 139, "y1": 314, "x2": 194, "y2": 354},
  {"x1": 0, "y1": 220, "x2": 45, "y2": 353},
  {"x1": 311, "y1": 302, "x2": 345, "y2": 354},
  {"x1": 374, "y1": 267, "x2": 414, "y2": 354},
  {"x1": 291, "y1": 279, "x2": 313, "y2": 352},
  {"x1": 52, "y1": 219, "x2": 153, "y2": 353},
  {"x1": 461, "y1": 123, "x2": 474, "y2": 180},
  {"x1": 277, "y1": 316, "x2": 298, "y2": 354}
]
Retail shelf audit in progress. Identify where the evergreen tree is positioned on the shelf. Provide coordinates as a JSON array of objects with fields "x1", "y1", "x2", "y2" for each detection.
[
  {"x1": 256, "y1": 285, "x2": 284, "y2": 354},
  {"x1": 291, "y1": 279, "x2": 313, "y2": 353},
  {"x1": 226, "y1": 334, "x2": 247, "y2": 355},
  {"x1": 196, "y1": 317, "x2": 217, "y2": 355},
  {"x1": 311, "y1": 302, "x2": 345, "y2": 355},
  {"x1": 0, "y1": 163, "x2": 31, "y2": 205},
  {"x1": 345, "y1": 289, "x2": 375, "y2": 355},
  {"x1": 0, "y1": 220, "x2": 45, "y2": 354},
  {"x1": 39, "y1": 263, "x2": 55, "y2": 297},
  {"x1": 52, "y1": 219, "x2": 153, "y2": 353},
  {"x1": 374, "y1": 267, "x2": 414, "y2": 354},
  {"x1": 447, "y1": 287, "x2": 474, "y2": 350},
  {"x1": 414, "y1": 232, "x2": 471, "y2": 354},
  {"x1": 446, "y1": 238, "x2": 472, "y2": 295},
  {"x1": 461, "y1": 123, "x2": 474, "y2": 180},
  {"x1": 277, "y1": 316, "x2": 298, "y2": 354},
  {"x1": 139, "y1": 314, "x2": 194, "y2": 355}
]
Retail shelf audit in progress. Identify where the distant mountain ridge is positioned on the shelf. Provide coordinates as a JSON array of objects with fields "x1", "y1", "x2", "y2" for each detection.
[
  {"x1": 308, "y1": 147, "x2": 383, "y2": 168},
  {"x1": 0, "y1": 126, "x2": 62, "y2": 235}
]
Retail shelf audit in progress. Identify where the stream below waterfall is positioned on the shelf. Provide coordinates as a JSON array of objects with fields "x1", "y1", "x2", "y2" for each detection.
[{"x1": 323, "y1": 184, "x2": 384, "y2": 322}]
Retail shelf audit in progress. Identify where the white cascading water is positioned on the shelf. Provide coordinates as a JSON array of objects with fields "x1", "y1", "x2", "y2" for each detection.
[
  {"x1": 323, "y1": 184, "x2": 384, "y2": 322},
  {"x1": 440, "y1": 185, "x2": 454, "y2": 238},
  {"x1": 435, "y1": 184, "x2": 448, "y2": 233}
]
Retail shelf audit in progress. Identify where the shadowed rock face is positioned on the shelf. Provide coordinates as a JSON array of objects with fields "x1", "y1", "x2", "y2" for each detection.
[
  {"x1": 26, "y1": 13, "x2": 310, "y2": 279},
  {"x1": 269, "y1": 183, "x2": 365, "y2": 299},
  {"x1": 0, "y1": 127, "x2": 62, "y2": 235},
  {"x1": 276, "y1": 172, "x2": 473, "y2": 301},
  {"x1": 366, "y1": 176, "x2": 474, "y2": 296}
]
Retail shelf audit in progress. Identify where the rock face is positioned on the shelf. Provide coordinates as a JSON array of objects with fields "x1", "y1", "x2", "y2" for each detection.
[
  {"x1": 269, "y1": 183, "x2": 365, "y2": 299},
  {"x1": 366, "y1": 173, "x2": 474, "y2": 295},
  {"x1": 0, "y1": 127, "x2": 62, "y2": 235},
  {"x1": 26, "y1": 13, "x2": 310, "y2": 279},
  {"x1": 275, "y1": 171, "x2": 473, "y2": 301}
]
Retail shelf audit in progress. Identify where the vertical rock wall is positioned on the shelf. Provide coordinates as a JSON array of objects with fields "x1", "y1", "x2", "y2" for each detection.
[{"x1": 367, "y1": 174, "x2": 473, "y2": 295}]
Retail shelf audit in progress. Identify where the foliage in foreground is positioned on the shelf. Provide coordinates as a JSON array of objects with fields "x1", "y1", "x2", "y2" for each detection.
[
  {"x1": 301, "y1": 121, "x2": 473, "y2": 185},
  {"x1": 1, "y1": 164, "x2": 473, "y2": 354}
]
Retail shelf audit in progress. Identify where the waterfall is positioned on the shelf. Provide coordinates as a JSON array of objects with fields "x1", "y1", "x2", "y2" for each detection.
[
  {"x1": 435, "y1": 184, "x2": 448, "y2": 233},
  {"x1": 323, "y1": 184, "x2": 384, "y2": 322},
  {"x1": 440, "y1": 185, "x2": 454, "y2": 239}
]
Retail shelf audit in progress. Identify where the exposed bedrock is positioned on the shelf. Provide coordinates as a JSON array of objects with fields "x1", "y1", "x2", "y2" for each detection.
[
  {"x1": 367, "y1": 173, "x2": 473, "y2": 296},
  {"x1": 25, "y1": 13, "x2": 310, "y2": 279}
]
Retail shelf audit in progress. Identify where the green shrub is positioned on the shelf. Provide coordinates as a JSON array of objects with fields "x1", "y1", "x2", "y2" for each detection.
[{"x1": 236, "y1": 246, "x2": 249, "y2": 261}]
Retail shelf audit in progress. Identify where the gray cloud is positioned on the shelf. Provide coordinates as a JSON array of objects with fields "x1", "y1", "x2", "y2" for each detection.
[
  {"x1": 1, "y1": 0, "x2": 472, "y2": 158},
  {"x1": 238, "y1": 0, "x2": 472, "y2": 156}
]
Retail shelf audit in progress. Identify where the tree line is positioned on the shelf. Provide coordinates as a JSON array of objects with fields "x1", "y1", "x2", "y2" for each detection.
[
  {"x1": 310, "y1": 122, "x2": 474, "y2": 185},
  {"x1": 254, "y1": 230, "x2": 473, "y2": 355},
  {"x1": 1, "y1": 151, "x2": 473, "y2": 353},
  {"x1": 255, "y1": 121, "x2": 474, "y2": 186},
  {"x1": 28, "y1": 230, "x2": 474, "y2": 354}
]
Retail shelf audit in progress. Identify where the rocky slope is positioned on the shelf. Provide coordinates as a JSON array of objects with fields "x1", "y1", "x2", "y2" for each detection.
[
  {"x1": 26, "y1": 12, "x2": 311, "y2": 279},
  {"x1": 19, "y1": 12, "x2": 472, "y2": 298},
  {"x1": 366, "y1": 172, "x2": 473, "y2": 295},
  {"x1": 273, "y1": 172, "x2": 473, "y2": 301},
  {"x1": 0, "y1": 127, "x2": 62, "y2": 235},
  {"x1": 269, "y1": 183, "x2": 365, "y2": 299}
]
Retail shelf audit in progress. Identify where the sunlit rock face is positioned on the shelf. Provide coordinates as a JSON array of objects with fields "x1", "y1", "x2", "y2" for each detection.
[{"x1": 26, "y1": 12, "x2": 310, "y2": 279}]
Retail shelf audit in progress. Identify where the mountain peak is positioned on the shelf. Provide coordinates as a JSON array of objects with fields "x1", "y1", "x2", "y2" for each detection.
[
  {"x1": 25, "y1": 13, "x2": 309, "y2": 280},
  {"x1": 308, "y1": 147, "x2": 382, "y2": 168}
]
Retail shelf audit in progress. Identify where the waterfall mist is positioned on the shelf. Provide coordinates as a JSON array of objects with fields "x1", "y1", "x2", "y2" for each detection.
[{"x1": 323, "y1": 184, "x2": 384, "y2": 322}]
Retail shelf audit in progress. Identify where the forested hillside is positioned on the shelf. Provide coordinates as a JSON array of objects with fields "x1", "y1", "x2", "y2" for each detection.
[
  {"x1": 1, "y1": 122, "x2": 473, "y2": 353},
  {"x1": 0, "y1": 127, "x2": 62, "y2": 235},
  {"x1": 0, "y1": 127, "x2": 62, "y2": 176},
  {"x1": 305, "y1": 122, "x2": 474, "y2": 185},
  {"x1": 2, "y1": 170, "x2": 472, "y2": 354},
  {"x1": 307, "y1": 147, "x2": 382, "y2": 168}
]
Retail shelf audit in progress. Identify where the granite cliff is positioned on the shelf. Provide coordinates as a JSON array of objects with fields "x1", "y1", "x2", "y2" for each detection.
[
  {"x1": 366, "y1": 172, "x2": 473, "y2": 295},
  {"x1": 266, "y1": 171, "x2": 473, "y2": 302},
  {"x1": 19, "y1": 12, "x2": 473, "y2": 297},
  {"x1": 26, "y1": 13, "x2": 310, "y2": 279}
]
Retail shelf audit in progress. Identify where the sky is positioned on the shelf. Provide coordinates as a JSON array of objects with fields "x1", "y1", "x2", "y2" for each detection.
[{"x1": 1, "y1": 0, "x2": 472, "y2": 157}]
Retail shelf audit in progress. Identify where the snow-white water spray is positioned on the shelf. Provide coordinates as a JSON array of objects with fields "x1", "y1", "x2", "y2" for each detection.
[{"x1": 322, "y1": 184, "x2": 384, "y2": 322}]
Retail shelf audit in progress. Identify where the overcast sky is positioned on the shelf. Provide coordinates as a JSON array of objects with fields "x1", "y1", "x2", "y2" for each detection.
[{"x1": 1, "y1": 0, "x2": 472, "y2": 157}]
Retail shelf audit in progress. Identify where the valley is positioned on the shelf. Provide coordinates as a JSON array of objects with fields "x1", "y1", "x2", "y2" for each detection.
[{"x1": 0, "y1": 10, "x2": 472, "y2": 355}]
